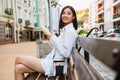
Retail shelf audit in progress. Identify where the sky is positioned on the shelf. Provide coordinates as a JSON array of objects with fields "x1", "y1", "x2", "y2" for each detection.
[{"x1": 58, "y1": 0, "x2": 91, "y2": 10}]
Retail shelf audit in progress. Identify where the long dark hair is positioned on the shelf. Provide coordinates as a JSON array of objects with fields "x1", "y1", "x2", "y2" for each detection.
[{"x1": 59, "y1": 6, "x2": 78, "y2": 30}]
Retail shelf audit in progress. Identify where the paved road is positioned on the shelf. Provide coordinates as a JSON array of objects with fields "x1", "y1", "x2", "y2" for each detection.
[{"x1": 0, "y1": 42, "x2": 36, "y2": 80}]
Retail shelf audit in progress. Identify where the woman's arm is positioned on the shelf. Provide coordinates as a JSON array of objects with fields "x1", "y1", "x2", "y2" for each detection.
[{"x1": 48, "y1": 30, "x2": 77, "y2": 58}]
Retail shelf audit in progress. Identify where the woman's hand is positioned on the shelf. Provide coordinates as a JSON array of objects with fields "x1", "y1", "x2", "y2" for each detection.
[{"x1": 45, "y1": 34, "x2": 53, "y2": 40}]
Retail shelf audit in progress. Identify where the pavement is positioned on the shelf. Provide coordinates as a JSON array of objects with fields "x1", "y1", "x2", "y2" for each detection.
[{"x1": 0, "y1": 41, "x2": 42, "y2": 80}]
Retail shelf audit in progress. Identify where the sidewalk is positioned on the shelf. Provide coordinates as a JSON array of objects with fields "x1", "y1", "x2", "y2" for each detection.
[{"x1": 0, "y1": 41, "x2": 37, "y2": 80}]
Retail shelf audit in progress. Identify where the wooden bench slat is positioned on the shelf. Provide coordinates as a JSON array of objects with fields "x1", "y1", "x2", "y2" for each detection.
[
  {"x1": 24, "y1": 72, "x2": 40, "y2": 80},
  {"x1": 69, "y1": 48, "x2": 101, "y2": 80},
  {"x1": 25, "y1": 72, "x2": 65, "y2": 80}
]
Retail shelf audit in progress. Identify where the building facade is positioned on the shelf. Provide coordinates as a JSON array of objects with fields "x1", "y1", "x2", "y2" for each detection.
[
  {"x1": 0, "y1": 0, "x2": 60, "y2": 45},
  {"x1": 0, "y1": 0, "x2": 14, "y2": 45},
  {"x1": 89, "y1": 0, "x2": 120, "y2": 31},
  {"x1": 14, "y1": 0, "x2": 36, "y2": 42},
  {"x1": 14, "y1": 0, "x2": 50, "y2": 42}
]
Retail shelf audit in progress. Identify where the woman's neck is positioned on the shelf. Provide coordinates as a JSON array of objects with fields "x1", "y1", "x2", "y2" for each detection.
[{"x1": 63, "y1": 22, "x2": 72, "y2": 27}]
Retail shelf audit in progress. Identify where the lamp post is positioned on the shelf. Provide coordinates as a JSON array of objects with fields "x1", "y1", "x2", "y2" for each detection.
[{"x1": 47, "y1": 0, "x2": 53, "y2": 32}]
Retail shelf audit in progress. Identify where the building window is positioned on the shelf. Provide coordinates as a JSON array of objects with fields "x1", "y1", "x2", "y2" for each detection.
[{"x1": 3, "y1": 0, "x2": 13, "y2": 15}]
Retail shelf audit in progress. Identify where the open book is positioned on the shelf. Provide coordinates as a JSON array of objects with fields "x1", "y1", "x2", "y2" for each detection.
[{"x1": 40, "y1": 26, "x2": 51, "y2": 34}]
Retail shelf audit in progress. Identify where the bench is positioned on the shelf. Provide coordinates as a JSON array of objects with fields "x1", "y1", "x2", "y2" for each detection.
[
  {"x1": 25, "y1": 35, "x2": 120, "y2": 80},
  {"x1": 71, "y1": 36, "x2": 120, "y2": 80}
]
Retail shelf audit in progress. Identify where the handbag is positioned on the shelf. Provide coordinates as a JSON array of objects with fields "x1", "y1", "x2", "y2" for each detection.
[
  {"x1": 52, "y1": 49, "x2": 68, "y2": 76},
  {"x1": 54, "y1": 60, "x2": 65, "y2": 76}
]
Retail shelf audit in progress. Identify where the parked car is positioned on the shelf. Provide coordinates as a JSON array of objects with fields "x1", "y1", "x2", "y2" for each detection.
[
  {"x1": 88, "y1": 31, "x2": 107, "y2": 37},
  {"x1": 105, "y1": 28, "x2": 120, "y2": 38}
]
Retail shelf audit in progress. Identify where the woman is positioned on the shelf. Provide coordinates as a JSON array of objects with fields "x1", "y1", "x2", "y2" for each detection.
[{"x1": 14, "y1": 5, "x2": 78, "y2": 80}]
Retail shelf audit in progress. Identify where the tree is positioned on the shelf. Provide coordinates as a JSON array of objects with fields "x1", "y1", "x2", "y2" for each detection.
[{"x1": 51, "y1": 1, "x2": 62, "y2": 7}]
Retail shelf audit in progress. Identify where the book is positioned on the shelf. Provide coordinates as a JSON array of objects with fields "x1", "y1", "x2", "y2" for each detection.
[{"x1": 40, "y1": 26, "x2": 51, "y2": 34}]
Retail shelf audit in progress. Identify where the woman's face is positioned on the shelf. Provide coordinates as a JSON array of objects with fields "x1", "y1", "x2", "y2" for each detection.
[{"x1": 61, "y1": 8, "x2": 75, "y2": 25}]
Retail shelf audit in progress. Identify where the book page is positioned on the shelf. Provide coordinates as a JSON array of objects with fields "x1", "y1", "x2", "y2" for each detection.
[{"x1": 40, "y1": 26, "x2": 51, "y2": 34}]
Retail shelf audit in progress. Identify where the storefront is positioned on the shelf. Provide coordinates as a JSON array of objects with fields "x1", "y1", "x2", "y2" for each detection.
[
  {"x1": 0, "y1": 21, "x2": 14, "y2": 45},
  {"x1": 19, "y1": 27, "x2": 35, "y2": 42},
  {"x1": 19, "y1": 27, "x2": 46, "y2": 42}
]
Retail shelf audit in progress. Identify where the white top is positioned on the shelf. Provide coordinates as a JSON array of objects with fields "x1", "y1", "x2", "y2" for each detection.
[{"x1": 41, "y1": 23, "x2": 78, "y2": 76}]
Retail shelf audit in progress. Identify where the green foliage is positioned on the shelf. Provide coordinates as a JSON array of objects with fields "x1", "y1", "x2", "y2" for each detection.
[
  {"x1": 118, "y1": 14, "x2": 120, "y2": 17},
  {"x1": 77, "y1": 20, "x2": 83, "y2": 26},
  {"x1": 98, "y1": 19, "x2": 104, "y2": 23},
  {"x1": 51, "y1": 1, "x2": 62, "y2": 7},
  {"x1": 77, "y1": 30, "x2": 88, "y2": 35}
]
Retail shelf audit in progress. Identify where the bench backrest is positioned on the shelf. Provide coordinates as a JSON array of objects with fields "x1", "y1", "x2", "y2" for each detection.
[{"x1": 67, "y1": 36, "x2": 120, "y2": 80}]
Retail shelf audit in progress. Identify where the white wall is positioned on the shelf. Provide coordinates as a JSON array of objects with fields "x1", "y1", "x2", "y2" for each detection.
[
  {"x1": 0, "y1": 0, "x2": 2, "y2": 15},
  {"x1": 104, "y1": 0, "x2": 113, "y2": 31}
]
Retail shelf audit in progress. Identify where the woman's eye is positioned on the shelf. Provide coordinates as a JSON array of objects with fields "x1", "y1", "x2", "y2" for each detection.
[
  {"x1": 62, "y1": 12, "x2": 71, "y2": 15},
  {"x1": 67, "y1": 13, "x2": 71, "y2": 15}
]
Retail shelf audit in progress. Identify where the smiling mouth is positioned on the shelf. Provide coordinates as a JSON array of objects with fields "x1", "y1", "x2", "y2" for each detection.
[{"x1": 63, "y1": 18, "x2": 68, "y2": 21}]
